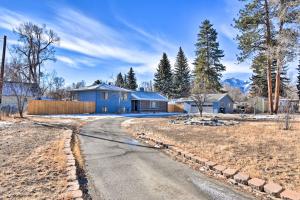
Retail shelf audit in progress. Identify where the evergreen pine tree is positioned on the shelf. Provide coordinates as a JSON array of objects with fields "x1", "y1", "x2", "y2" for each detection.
[
  {"x1": 193, "y1": 20, "x2": 225, "y2": 91},
  {"x1": 115, "y1": 72, "x2": 125, "y2": 87},
  {"x1": 249, "y1": 54, "x2": 268, "y2": 97},
  {"x1": 92, "y1": 80, "x2": 102, "y2": 85},
  {"x1": 126, "y1": 67, "x2": 138, "y2": 90},
  {"x1": 296, "y1": 61, "x2": 300, "y2": 99},
  {"x1": 123, "y1": 74, "x2": 128, "y2": 89},
  {"x1": 250, "y1": 54, "x2": 290, "y2": 98},
  {"x1": 278, "y1": 65, "x2": 290, "y2": 97},
  {"x1": 173, "y1": 47, "x2": 191, "y2": 98},
  {"x1": 154, "y1": 53, "x2": 173, "y2": 97}
]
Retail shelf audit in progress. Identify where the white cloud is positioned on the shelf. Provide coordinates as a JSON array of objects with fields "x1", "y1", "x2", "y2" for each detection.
[
  {"x1": 0, "y1": 6, "x2": 177, "y2": 77},
  {"x1": 115, "y1": 16, "x2": 177, "y2": 52},
  {"x1": 56, "y1": 55, "x2": 98, "y2": 69},
  {"x1": 220, "y1": 24, "x2": 237, "y2": 40},
  {"x1": 222, "y1": 60, "x2": 251, "y2": 74}
]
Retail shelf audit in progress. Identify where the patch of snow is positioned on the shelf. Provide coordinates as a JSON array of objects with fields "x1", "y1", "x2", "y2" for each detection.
[
  {"x1": 0, "y1": 121, "x2": 13, "y2": 128},
  {"x1": 29, "y1": 112, "x2": 180, "y2": 121}
]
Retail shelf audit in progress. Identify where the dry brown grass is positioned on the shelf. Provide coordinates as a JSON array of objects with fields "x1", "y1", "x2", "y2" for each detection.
[
  {"x1": 125, "y1": 116, "x2": 300, "y2": 191},
  {"x1": 72, "y1": 135, "x2": 84, "y2": 169},
  {"x1": 0, "y1": 120, "x2": 68, "y2": 199}
]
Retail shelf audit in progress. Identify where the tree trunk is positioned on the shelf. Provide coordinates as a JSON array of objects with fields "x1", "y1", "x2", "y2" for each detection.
[
  {"x1": 264, "y1": 0, "x2": 274, "y2": 114},
  {"x1": 274, "y1": 63, "x2": 281, "y2": 113},
  {"x1": 267, "y1": 59, "x2": 273, "y2": 114},
  {"x1": 273, "y1": 0, "x2": 284, "y2": 114}
]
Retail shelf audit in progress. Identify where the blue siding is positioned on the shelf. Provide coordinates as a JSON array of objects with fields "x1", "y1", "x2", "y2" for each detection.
[
  {"x1": 213, "y1": 95, "x2": 233, "y2": 113},
  {"x1": 213, "y1": 102, "x2": 219, "y2": 113},
  {"x1": 77, "y1": 91, "x2": 97, "y2": 102},
  {"x1": 76, "y1": 90, "x2": 131, "y2": 113}
]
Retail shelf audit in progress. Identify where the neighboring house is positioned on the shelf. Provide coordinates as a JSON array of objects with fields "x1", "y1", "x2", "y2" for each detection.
[
  {"x1": 71, "y1": 83, "x2": 132, "y2": 113},
  {"x1": 131, "y1": 89, "x2": 168, "y2": 112},
  {"x1": 0, "y1": 81, "x2": 34, "y2": 107},
  {"x1": 71, "y1": 84, "x2": 168, "y2": 113},
  {"x1": 278, "y1": 99, "x2": 299, "y2": 113},
  {"x1": 171, "y1": 93, "x2": 234, "y2": 114}
]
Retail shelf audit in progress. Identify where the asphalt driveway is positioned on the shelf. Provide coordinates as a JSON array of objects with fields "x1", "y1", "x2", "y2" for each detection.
[{"x1": 79, "y1": 117, "x2": 254, "y2": 200}]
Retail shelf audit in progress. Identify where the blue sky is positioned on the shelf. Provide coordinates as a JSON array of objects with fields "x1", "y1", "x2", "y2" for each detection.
[{"x1": 0, "y1": 0, "x2": 297, "y2": 86}]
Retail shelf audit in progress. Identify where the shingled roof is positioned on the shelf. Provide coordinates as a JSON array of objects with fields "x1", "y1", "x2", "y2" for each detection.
[
  {"x1": 131, "y1": 91, "x2": 168, "y2": 101},
  {"x1": 173, "y1": 93, "x2": 233, "y2": 103},
  {"x1": 71, "y1": 83, "x2": 131, "y2": 92},
  {"x1": 2, "y1": 81, "x2": 35, "y2": 97}
]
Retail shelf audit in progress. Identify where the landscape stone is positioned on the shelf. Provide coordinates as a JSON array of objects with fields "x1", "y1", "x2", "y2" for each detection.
[
  {"x1": 213, "y1": 165, "x2": 226, "y2": 174},
  {"x1": 264, "y1": 182, "x2": 283, "y2": 197},
  {"x1": 205, "y1": 161, "x2": 217, "y2": 169},
  {"x1": 280, "y1": 189, "x2": 300, "y2": 200},
  {"x1": 222, "y1": 168, "x2": 238, "y2": 178},
  {"x1": 196, "y1": 157, "x2": 208, "y2": 165},
  {"x1": 233, "y1": 172, "x2": 250, "y2": 184},
  {"x1": 248, "y1": 178, "x2": 266, "y2": 191},
  {"x1": 71, "y1": 190, "x2": 83, "y2": 198}
]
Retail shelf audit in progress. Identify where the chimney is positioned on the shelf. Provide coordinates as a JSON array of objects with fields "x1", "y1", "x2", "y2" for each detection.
[{"x1": 139, "y1": 87, "x2": 144, "y2": 92}]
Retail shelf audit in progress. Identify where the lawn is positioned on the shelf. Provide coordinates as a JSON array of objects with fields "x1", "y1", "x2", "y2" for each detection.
[
  {"x1": 0, "y1": 118, "x2": 68, "y2": 199},
  {"x1": 124, "y1": 115, "x2": 300, "y2": 191}
]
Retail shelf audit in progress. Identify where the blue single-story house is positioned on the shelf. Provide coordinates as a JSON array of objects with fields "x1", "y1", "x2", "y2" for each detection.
[
  {"x1": 131, "y1": 89, "x2": 168, "y2": 112},
  {"x1": 171, "y1": 93, "x2": 234, "y2": 114},
  {"x1": 71, "y1": 83, "x2": 168, "y2": 113}
]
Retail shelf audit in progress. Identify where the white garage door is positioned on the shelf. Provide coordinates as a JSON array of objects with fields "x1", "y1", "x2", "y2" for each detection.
[{"x1": 203, "y1": 106, "x2": 213, "y2": 113}]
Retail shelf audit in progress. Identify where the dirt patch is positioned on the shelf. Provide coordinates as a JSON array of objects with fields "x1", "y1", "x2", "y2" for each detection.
[
  {"x1": 124, "y1": 116, "x2": 300, "y2": 191},
  {"x1": 0, "y1": 119, "x2": 68, "y2": 199}
]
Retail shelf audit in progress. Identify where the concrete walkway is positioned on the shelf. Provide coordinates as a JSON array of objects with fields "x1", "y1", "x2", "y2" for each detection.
[{"x1": 79, "y1": 117, "x2": 254, "y2": 200}]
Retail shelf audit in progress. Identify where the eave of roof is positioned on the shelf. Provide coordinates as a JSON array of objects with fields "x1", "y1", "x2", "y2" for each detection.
[
  {"x1": 70, "y1": 84, "x2": 132, "y2": 92},
  {"x1": 131, "y1": 92, "x2": 168, "y2": 101}
]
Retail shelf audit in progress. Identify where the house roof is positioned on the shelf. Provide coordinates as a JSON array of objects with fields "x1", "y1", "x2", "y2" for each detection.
[
  {"x1": 2, "y1": 81, "x2": 35, "y2": 97},
  {"x1": 71, "y1": 83, "x2": 132, "y2": 92},
  {"x1": 131, "y1": 91, "x2": 168, "y2": 101},
  {"x1": 172, "y1": 93, "x2": 233, "y2": 103}
]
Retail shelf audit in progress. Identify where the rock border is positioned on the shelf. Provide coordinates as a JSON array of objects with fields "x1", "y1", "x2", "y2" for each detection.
[
  {"x1": 62, "y1": 130, "x2": 83, "y2": 200},
  {"x1": 136, "y1": 133, "x2": 300, "y2": 200}
]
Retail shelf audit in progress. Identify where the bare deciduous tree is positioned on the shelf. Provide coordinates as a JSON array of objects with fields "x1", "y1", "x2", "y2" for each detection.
[
  {"x1": 13, "y1": 22, "x2": 59, "y2": 97},
  {"x1": 6, "y1": 58, "x2": 33, "y2": 117},
  {"x1": 191, "y1": 79, "x2": 208, "y2": 117}
]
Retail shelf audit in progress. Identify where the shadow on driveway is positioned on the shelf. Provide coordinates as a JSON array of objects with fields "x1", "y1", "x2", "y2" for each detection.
[{"x1": 78, "y1": 132, "x2": 157, "y2": 149}]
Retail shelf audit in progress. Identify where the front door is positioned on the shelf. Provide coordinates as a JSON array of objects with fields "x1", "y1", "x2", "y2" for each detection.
[{"x1": 131, "y1": 100, "x2": 138, "y2": 112}]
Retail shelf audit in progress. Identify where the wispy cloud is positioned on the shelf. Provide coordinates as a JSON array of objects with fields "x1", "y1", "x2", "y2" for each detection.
[
  {"x1": 115, "y1": 16, "x2": 177, "y2": 52},
  {"x1": 222, "y1": 60, "x2": 251, "y2": 74},
  {"x1": 56, "y1": 55, "x2": 98, "y2": 69},
  {"x1": 0, "y1": 6, "x2": 173, "y2": 77},
  {"x1": 220, "y1": 24, "x2": 237, "y2": 41}
]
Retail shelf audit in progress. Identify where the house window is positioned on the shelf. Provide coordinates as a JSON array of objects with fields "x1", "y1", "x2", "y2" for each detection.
[
  {"x1": 102, "y1": 106, "x2": 108, "y2": 113},
  {"x1": 120, "y1": 106, "x2": 126, "y2": 113},
  {"x1": 121, "y1": 93, "x2": 128, "y2": 100},
  {"x1": 73, "y1": 93, "x2": 79, "y2": 100},
  {"x1": 102, "y1": 92, "x2": 108, "y2": 100},
  {"x1": 150, "y1": 101, "x2": 158, "y2": 108}
]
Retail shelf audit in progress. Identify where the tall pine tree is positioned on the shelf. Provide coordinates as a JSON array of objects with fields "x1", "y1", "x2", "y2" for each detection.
[
  {"x1": 154, "y1": 53, "x2": 173, "y2": 97},
  {"x1": 250, "y1": 54, "x2": 290, "y2": 98},
  {"x1": 173, "y1": 47, "x2": 191, "y2": 98},
  {"x1": 115, "y1": 72, "x2": 125, "y2": 87},
  {"x1": 123, "y1": 74, "x2": 128, "y2": 88},
  {"x1": 193, "y1": 20, "x2": 225, "y2": 91},
  {"x1": 297, "y1": 60, "x2": 300, "y2": 99},
  {"x1": 249, "y1": 53, "x2": 268, "y2": 97},
  {"x1": 234, "y1": 0, "x2": 275, "y2": 113},
  {"x1": 126, "y1": 67, "x2": 138, "y2": 90}
]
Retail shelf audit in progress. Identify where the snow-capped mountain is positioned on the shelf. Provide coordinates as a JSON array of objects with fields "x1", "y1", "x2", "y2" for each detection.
[{"x1": 222, "y1": 78, "x2": 251, "y2": 93}]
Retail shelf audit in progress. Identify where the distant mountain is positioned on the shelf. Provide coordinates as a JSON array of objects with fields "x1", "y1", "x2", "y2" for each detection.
[{"x1": 222, "y1": 78, "x2": 251, "y2": 93}]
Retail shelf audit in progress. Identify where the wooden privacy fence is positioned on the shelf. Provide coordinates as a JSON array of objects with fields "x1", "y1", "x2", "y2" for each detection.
[
  {"x1": 168, "y1": 103, "x2": 184, "y2": 113},
  {"x1": 28, "y1": 100, "x2": 95, "y2": 115}
]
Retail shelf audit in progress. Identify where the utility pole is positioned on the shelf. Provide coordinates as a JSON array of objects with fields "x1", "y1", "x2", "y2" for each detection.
[{"x1": 0, "y1": 35, "x2": 7, "y2": 104}]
